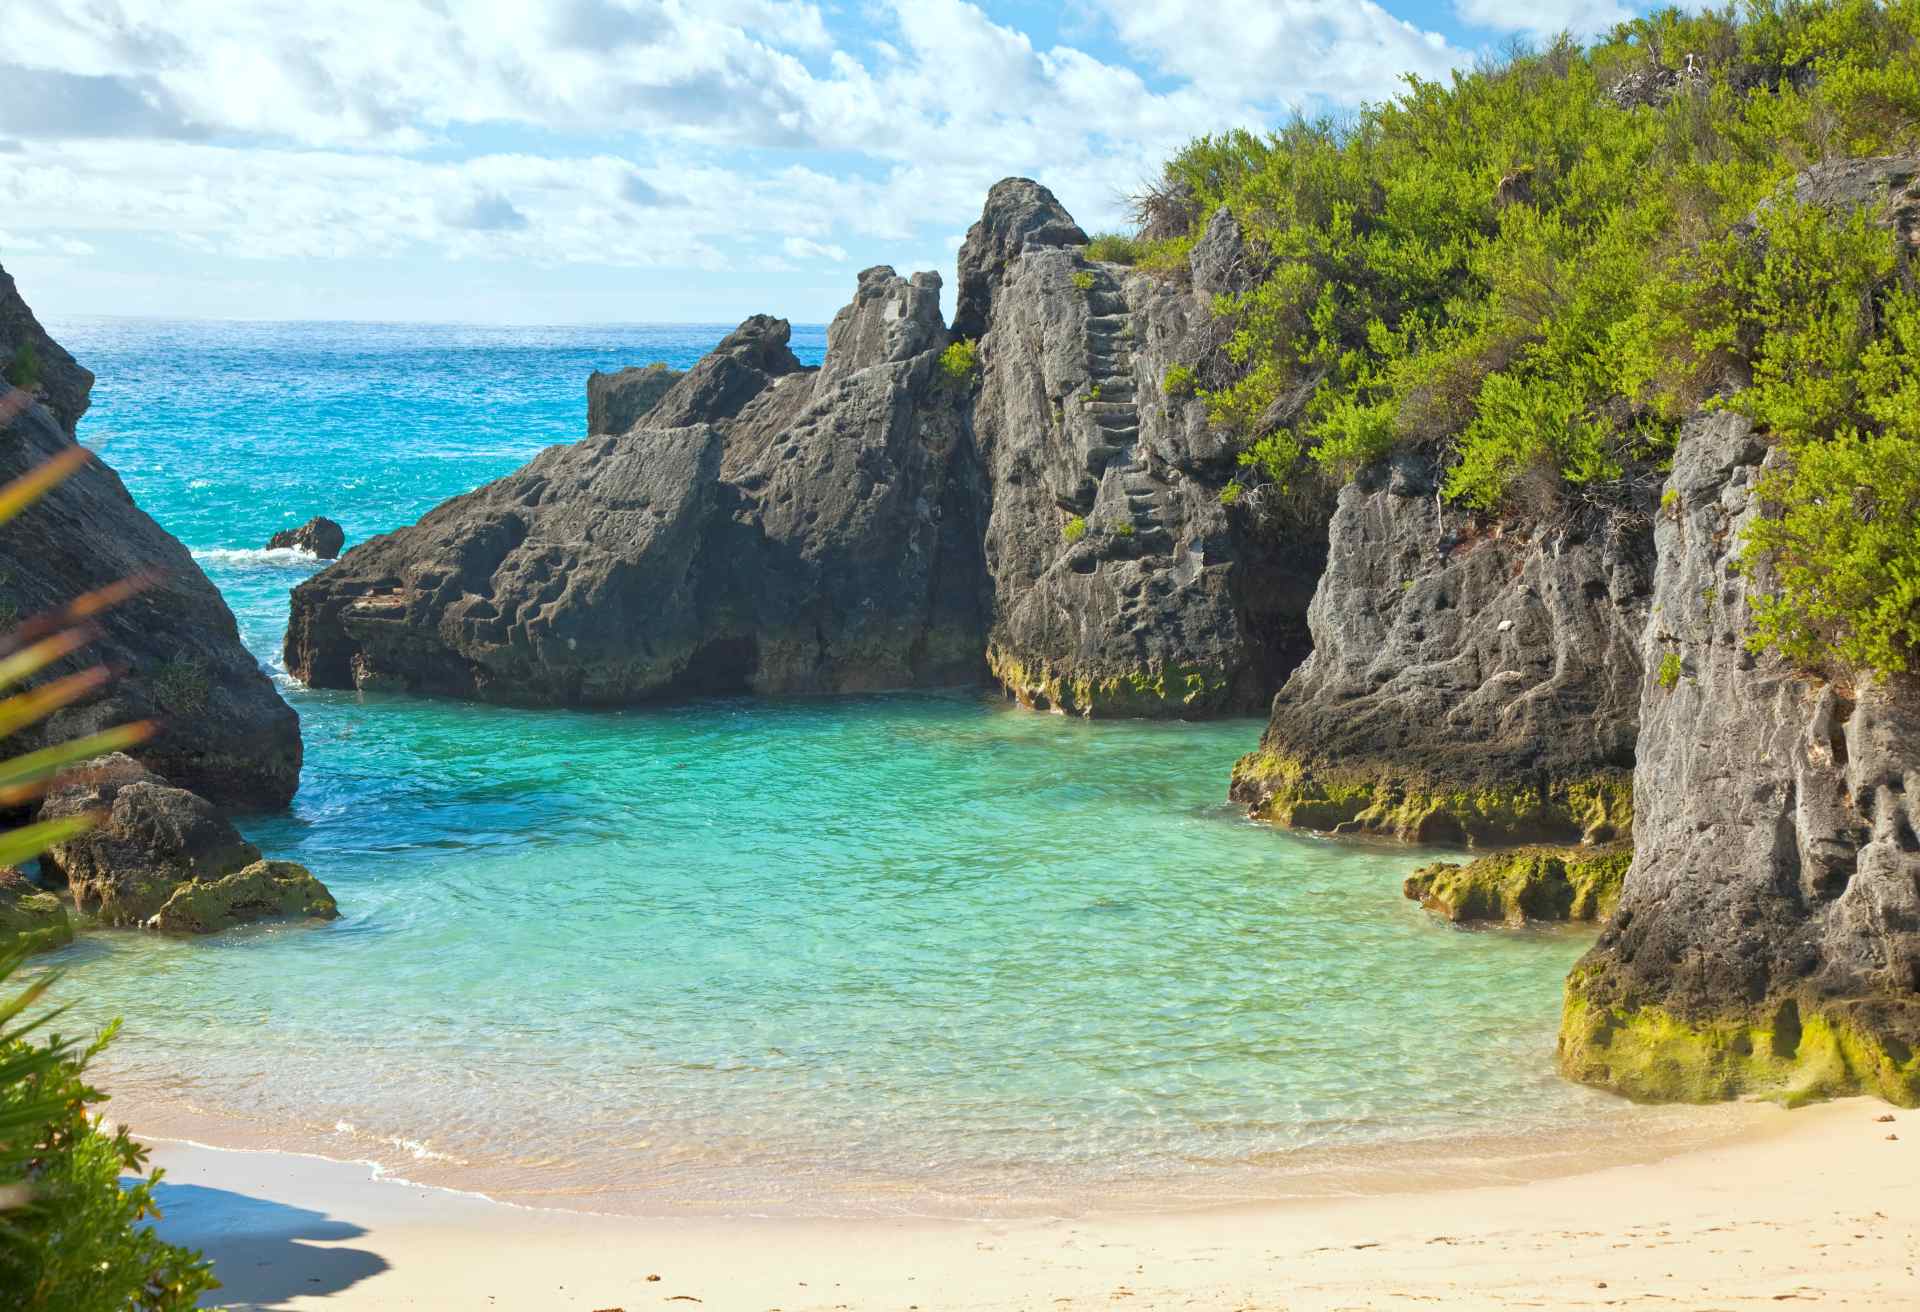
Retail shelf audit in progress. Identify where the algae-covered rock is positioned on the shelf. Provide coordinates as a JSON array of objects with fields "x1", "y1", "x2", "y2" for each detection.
[
  {"x1": 1558, "y1": 410, "x2": 1920, "y2": 1108},
  {"x1": 146, "y1": 860, "x2": 338, "y2": 934},
  {"x1": 38, "y1": 753, "x2": 263, "y2": 925},
  {"x1": 0, "y1": 868, "x2": 73, "y2": 955},
  {"x1": 1230, "y1": 452, "x2": 1648, "y2": 844},
  {"x1": 1404, "y1": 845, "x2": 1629, "y2": 925}
]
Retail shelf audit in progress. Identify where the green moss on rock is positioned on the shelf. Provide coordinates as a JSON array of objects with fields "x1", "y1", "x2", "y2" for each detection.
[
  {"x1": 0, "y1": 868, "x2": 74, "y2": 955},
  {"x1": 1558, "y1": 965, "x2": 1920, "y2": 1108},
  {"x1": 145, "y1": 860, "x2": 339, "y2": 935},
  {"x1": 987, "y1": 646, "x2": 1232, "y2": 719},
  {"x1": 1230, "y1": 748, "x2": 1633, "y2": 847},
  {"x1": 1405, "y1": 844, "x2": 1630, "y2": 925}
]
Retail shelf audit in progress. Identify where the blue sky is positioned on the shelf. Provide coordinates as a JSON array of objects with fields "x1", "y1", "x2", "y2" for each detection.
[{"x1": 1, "y1": 1, "x2": 1649, "y2": 325}]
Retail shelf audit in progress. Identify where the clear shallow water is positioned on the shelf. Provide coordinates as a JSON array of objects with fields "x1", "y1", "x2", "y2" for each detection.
[{"x1": 34, "y1": 318, "x2": 1654, "y2": 1216}]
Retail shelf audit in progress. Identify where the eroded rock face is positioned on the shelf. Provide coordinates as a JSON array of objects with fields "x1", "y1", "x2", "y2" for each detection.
[
  {"x1": 0, "y1": 267, "x2": 302, "y2": 809},
  {"x1": 1230, "y1": 453, "x2": 1649, "y2": 845},
  {"x1": 1, "y1": 263, "x2": 93, "y2": 438},
  {"x1": 268, "y1": 515, "x2": 346, "y2": 559},
  {"x1": 588, "y1": 362, "x2": 683, "y2": 436},
  {"x1": 286, "y1": 273, "x2": 989, "y2": 701},
  {"x1": 972, "y1": 186, "x2": 1320, "y2": 717},
  {"x1": 1560, "y1": 411, "x2": 1920, "y2": 1105}
]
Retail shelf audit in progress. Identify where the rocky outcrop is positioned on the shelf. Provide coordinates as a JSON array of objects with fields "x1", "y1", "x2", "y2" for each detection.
[
  {"x1": 1230, "y1": 453, "x2": 1648, "y2": 846},
  {"x1": 0, "y1": 867, "x2": 72, "y2": 954},
  {"x1": 588, "y1": 363, "x2": 682, "y2": 436},
  {"x1": 37, "y1": 753, "x2": 335, "y2": 933},
  {"x1": 284, "y1": 182, "x2": 1321, "y2": 717},
  {"x1": 1559, "y1": 412, "x2": 1920, "y2": 1106},
  {"x1": 267, "y1": 515, "x2": 346, "y2": 559},
  {"x1": 970, "y1": 184, "x2": 1320, "y2": 716},
  {"x1": 1, "y1": 263, "x2": 92, "y2": 438},
  {"x1": 0, "y1": 266, "x2": 302, "y2": 809},
  {"x1": 1406, "y1": 845, "x2": 1629, "y2": 926},
  {"x1": 286, "y1": 272, "x2": 988, "y2": 701}
]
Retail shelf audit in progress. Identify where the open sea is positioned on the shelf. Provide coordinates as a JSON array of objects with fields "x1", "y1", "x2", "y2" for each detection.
[{"x1": 33, "y1": 317, "x2": 1705, "y2": 1218}]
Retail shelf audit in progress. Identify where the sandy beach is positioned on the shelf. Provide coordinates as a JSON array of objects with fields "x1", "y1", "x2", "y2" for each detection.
[{"x1": 137, "y1": 1096, "x2": 1919, "y2": 1311}]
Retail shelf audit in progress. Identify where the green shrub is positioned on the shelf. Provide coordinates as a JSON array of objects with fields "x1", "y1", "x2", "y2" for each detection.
[
  {"x1": 1219, "y1": 480, "x2": 1244, "y2": 506},
  {"x1": 1113, "y1": 520, "x2": 1135, "y2": 538},
  {"x1": 1070, "y1": 270, "x2": 1096, "y2": 293},
  {"x1": 151, "y1": 657, "x2": 211, "y2": 715},
  {"x1": 937, "y1": 339, "x2": 979, "y2": 391},
  {"x1": 1085, "y1": 233, "x2": 1141, "y2": 265},
  {"x1": 1657, "y1": 650, "x2": 1684, "y2": 690},
  {"x1": 4, "y1": 342, "x2": 40, "y2": 391},
  {"x1": 1162, "y1": 364, "x2": 1197, "y2": 398},
  {"x1": 1062, "y1": 515, "x2": 1088, "y2": 543},
  {"x1": 0, "y1": 972, "x2": 219, "y2": 1310}
]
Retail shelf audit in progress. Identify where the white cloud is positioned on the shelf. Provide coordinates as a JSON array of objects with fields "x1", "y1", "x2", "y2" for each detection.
[
  {"x1": 782, "y1": 236, "x2": 848, "y2": 262},
  {"x1": 1453, "y1": 0, "x2": 1635, "y2": 38},
  {"x1": 0, "y1": 0, "x2": 1484, "y2": 320}
]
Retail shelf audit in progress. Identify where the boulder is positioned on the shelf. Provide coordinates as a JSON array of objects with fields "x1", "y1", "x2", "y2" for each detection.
[
  {"x1": 587, "y1": 362, "x2": 683, "y2": 436},
  {"x1": 1405, "y1": 845, "x2": 1629, "y2": 926},
  {"x1": 1230, "y1": 453, "x2": 1648, "y2": 845},
  {"x1": 146, "y1": 860, "x2": 338, "y2": 933},
  {"x1": 286, "y1": 271, "x2": 989, "y2": 702},
  {"x1": 1, "y1": 263, "x2": 93, "y2": 438},
  {"x1": 1559, "y1": 411, "x2": 1920, "y2": 1106},
  {"x1": 0, "y1": 867, "x2": 72, "y2": 954},
  {"x1": 267, "y1": 515, "x2": 346, "y2": 559},
  {"x1": 0, "y1": 263, "x2": 302, "y2": 808},
  {"x1": 38, "y1": 754, "x2": 264, "y2": 924}
]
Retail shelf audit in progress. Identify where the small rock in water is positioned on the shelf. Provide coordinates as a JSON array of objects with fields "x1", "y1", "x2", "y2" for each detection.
[{"x1": 267, "y1": 515, "x2": 346, "y2": 559}]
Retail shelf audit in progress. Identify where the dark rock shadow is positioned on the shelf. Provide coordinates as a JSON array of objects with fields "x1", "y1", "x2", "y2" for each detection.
[{"x1": 141, "y1": 1180, "x2": 389, "y2": 1309}]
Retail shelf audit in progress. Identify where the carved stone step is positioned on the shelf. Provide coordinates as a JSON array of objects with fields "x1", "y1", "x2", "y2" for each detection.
[{"x1": 1086, "y1": 314, "x2": 1129, "y2": 332}]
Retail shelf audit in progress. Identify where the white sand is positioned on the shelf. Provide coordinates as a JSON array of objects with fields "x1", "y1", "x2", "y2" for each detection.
[{"x1": 138, "y1": 1096, "x2": 1920, "y2": 1310}]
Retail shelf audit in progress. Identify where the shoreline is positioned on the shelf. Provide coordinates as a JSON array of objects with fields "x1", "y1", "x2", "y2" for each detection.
[
  {"x1": 105, "y1": 1078, "x2": 1777, "y2": 1223},
  {"x1": 137, "y1": 1095, "x2": 1920, "y2": 1310}
]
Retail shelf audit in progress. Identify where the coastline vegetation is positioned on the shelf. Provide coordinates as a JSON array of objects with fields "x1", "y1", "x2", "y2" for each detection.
[{"x1": 1143, "y1": 0, "x2": 1920, "y2": 676}]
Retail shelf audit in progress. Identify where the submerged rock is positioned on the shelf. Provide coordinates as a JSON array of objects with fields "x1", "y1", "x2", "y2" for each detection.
[
  {"x1": 37, "y1": 753, "x2": 334, "y2": 933},
  {"x1": 147, "y1": 860, "x2": 338, "y2": 933},
  {"x1": 0, "y1": 263, "x2": 302, "y2": 808},
  {"x1": 1559, "y1": 411, "x2": 1920, "y2": 1107},
  {"x1": 587, "y1": 362, "x2": 683, "y2": 435},
  {"x1": 1405, "y1": 845, "x2": 1629, "y2": 926},
  {"x1": 267, "y1": 515, "x2": 346, "y2": 559},
  {"x1": 1230, "y1": 453, "x2": 1647, "y2": 845},
  {"x1": 0, "y1": 867, "x2": 72, "y2": 954}
]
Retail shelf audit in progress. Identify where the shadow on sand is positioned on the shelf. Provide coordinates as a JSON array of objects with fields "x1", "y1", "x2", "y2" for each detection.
[{"x1": 142, "y1": 1180, "x2": 389, "y2": 1309}]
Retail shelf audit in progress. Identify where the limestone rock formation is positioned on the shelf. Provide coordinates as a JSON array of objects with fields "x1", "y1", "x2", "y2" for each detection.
[
  {"x1": 1231, "y1": 453, "x2": 1648, "y2": 846},
  {"x1": 285, "y1": 182, "x2": 1323, "y2": 717},
  {"x1": 1, "y1": 263, "x2": 93, "y2": 438},
  {"x1": 588, "y1": 362, "x2": 683, "y2": 436},
  {"x1": 37, "y1": 753, "x2": 335, "y2": 933},
  {"x1": 286, "y1": 272, "x2": 989, "y2": 701},
  {"x1": 1405, "y1": 845, "x2": 1629, "y2": 926},
  {"x1": 268, "y1": 515, "x2": 346, "y2": 559},
  {"x1": 969, "y1": 183, "x2": 1320, "y2": 716},
  {"x1": 0, "y1": 266, "x2": 302, "y2": 808},
  {"x1": 0, "y1": 867, "x2": 72, "y2": 954},
  {"x1": 1559, "y1": 412, "x2": 1920, "y2": 1105}
]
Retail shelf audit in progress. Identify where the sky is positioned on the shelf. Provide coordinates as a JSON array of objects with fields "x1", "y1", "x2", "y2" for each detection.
[{"x1": 0, "y1": 0, "x2": 1654, "y2": 325}]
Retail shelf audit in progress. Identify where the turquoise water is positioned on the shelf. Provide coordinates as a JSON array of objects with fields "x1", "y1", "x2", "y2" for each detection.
[{"x1": 35, "y1": 319, "x2": 1641, "y2": 1216}]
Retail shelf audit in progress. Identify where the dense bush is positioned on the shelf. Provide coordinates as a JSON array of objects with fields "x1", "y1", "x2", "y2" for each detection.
[
  {"x1": 0, "y1": 962, "x2": 219, "y2": 1310},
  {"x1": 1145, "y1": 0, "x2": 1920, "y2": 674}
]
